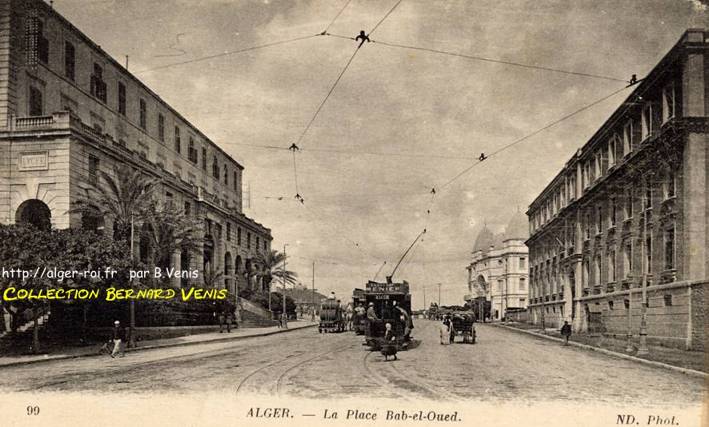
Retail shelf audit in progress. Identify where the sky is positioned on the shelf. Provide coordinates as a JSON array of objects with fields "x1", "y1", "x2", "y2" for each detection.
[{"x1": 54, "y1": 0, "x2": 707, "y2": 308}]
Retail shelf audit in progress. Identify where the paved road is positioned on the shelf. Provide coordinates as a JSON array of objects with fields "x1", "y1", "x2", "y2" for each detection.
[{"x1": 0, "y1": 320, "x2": 704, "y2": 404}]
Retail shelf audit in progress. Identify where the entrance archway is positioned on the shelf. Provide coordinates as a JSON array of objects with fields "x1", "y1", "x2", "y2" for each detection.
[{"x1": 16, "y1": 199, "x2": 51, "y2": 230}]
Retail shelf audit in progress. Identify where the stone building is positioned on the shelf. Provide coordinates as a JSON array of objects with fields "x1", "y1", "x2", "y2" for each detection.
[
  {"x1": 526, "y1": 29, "x2": 707, "y2": 350},
  {"x1": 465, "y1": 210, "x2": 529, "y2": 320},
  {"x1": 0, "y1": 0, "x2": 272, "y2": 294}
]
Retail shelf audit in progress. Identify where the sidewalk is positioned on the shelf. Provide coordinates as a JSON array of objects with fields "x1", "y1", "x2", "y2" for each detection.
[
  {"x1": 488, "y1": 322, "x2": 707, "y2": 377},
  {"x1": 0, "y1": 320, "x2": 318, "y2": 368}
]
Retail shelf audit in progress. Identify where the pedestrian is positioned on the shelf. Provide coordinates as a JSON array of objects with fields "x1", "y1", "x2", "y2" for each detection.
[
  {"x1": 560, "y1": 321, "x2": 572, "y2": 346},
  {"x1": 381, "y1": 323, "x2": 397, "y2": 361},
  {"x1": 218, "y1": 311, "x2": 226, "y2": 333},
  {"x1": 439, "y1": 317, "x2": 451, "y2": 345},
  {"x1": 225, "y1": 310, "x2": 233, "y2": 333},
  {"x1": 110, "y1": 320, "x2": 126, "y2": 358}
]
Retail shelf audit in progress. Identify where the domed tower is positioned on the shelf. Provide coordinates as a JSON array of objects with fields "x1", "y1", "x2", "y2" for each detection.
[
  {"x1": 503, "y1": 209, "x2": 529, "y2": 242},
  {"x1": 472, "y1": 224, "x2": 495, "y2": 253}
]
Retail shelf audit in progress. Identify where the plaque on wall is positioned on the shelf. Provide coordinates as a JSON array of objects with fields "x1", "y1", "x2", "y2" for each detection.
[{"x1": 18, "y1": 151, "x2": 49, "y2": 171}]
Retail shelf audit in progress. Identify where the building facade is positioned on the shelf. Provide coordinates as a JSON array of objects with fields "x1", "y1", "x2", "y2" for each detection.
[
  {"x1": 526, "y1": 29, "x2": 707, "y2": 350},
  {"x1": 0, "y1": 0, "x2": 272, "y2": 294},
  {"x1": 466, "y1": 211, "x2": 529, "y2": 320}
]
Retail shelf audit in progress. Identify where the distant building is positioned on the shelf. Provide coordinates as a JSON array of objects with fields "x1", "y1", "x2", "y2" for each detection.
[
  {"x1": 466, "y1": 210, "x2": 529, "y2": 320},
  {"x1": 0, "y1": 0, "x2": 272, "y2": 293},
  {"x1": 285, "y1": 285, "x2": 328, "y2": 315},
  {"x1": 526, "y1": 29, "x2": 707, "y2": 350}
]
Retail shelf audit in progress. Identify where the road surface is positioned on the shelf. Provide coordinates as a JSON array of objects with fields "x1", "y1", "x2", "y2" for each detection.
[{"x1": 0, "y1": 320, "x2": 703, "y2": 404}]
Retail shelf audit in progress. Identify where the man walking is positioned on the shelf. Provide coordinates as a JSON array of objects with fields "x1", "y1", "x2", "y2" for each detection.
[
  {"x1": 110, "y1": 320, "x2": 126, "y2": 358},
  {"x1": 560, "y1": 321, "x2": 572, "y2": 346}
]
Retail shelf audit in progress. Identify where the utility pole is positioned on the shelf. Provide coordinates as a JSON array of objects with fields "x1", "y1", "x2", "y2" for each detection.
[
  {"x1": 129, "y1": 213, "x2": 136, "y2": 348},
  {"x1": 283, "y1": 244, "x2": 288, "y2": 328},
  {"x1": 423, "y1": 286, "x2": 426, "y2": 315},
  {"x1": 311, "y1": 261, "x2": 315, "y2": 322},
  {"x1": 438, "y1": 283, "x2": 442, "y2": 306},
  {"x1": 638, "y1": 197, "x2": 649, "y2": 355}
]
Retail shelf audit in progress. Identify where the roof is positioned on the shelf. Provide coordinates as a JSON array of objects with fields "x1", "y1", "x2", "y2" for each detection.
[
  {"x1": 472, "y1": 225, "x2": 495, "y2": 252},
  {"x1": 503, "y1": 209, "x2": 528, "y2": 241}
]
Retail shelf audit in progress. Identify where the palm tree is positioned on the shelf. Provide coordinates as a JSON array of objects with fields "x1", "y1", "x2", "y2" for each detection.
[
  {"x1": 71, "y1": 164, "x2": 159, "y2": 243},
  {"x1": 71, "y1": 164, "x2": 159, "y2": 347},
  {"x1": 142, "y1": 201, "x2": 201, "y2": 273},
  {"x1": 257, "y1": 250, "x2": 298, "y2": 289}
]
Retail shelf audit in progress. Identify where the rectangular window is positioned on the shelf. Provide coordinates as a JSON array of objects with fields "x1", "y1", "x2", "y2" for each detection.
[
  {"x1": 609, "y1": 198, "x2": 616, "y2": 227},
  {"x1": 519, "y1": 278, "x2": 526, "y2": 291},
  {"x1": 645, "y1": 235, "x2": 652, "y2": 274},
  {"x1": 237, "y1": 227, "x2": 242, "y2": 246},
  {"x1": 212, "y1": 156, "x2": 219, "y2": 179},
  {"x1": 158, "y1": 114, "x2": 165, "y2": 141},
  {"x1": 118, "y1": 82, "x2": 126, "y2": 115},
  {"x1": 644, "y1": 186, "x2": 652, "y2": 210},
  {"x1": 608, "y1": 250, "x2": 616, "y2": 283},
  {"x1": 519, "y1": 258, "x2": 526, "y2": 270},
  {"x1": 608, "y1": 136, "x2": 616, "y2": 167},
  {"x1": 256, "y1": 237, "x2": 260, "y2": 251},
  {"x1": 29, "y1": 86, "x2": 43, "y2": 116},
  {"x1": 64, "y1": 41, "x2": 75, "y2": 81},
  {"x1": 224, "y1": 166, "x2": 229, "y2": 185},
  {"x1": 88, "y1": 155, "x2": 99, "y2": 183},
  {"x1": 184, "y1": 201, "x2": 191, "y2": 216},
  {"x1": 624, "y1": 242, "x2": 633, "y2": 278},
  {"x1": 174, "y1": 127, "x2": 181, "y2": 153},
  {"x1": 90, "y1": 63, "x2": 107, "y2": 103},
  {"x1": 596, "y1": 206, "x2": 603, "y2": 234},
  {"x1": 233, "y1": 171, "x2": 238, "y2": 190},
  {"x1": 226, "y1": 223, "x2": 231, "y2": 241},
  {"x1": 247, "y1": 232, "x2": 251, "y2": 249},
  {"x1": 664, "y1": 295, "x2": 672, "y2": 307},
  {"x1": 662, "y1": 84, "x2": 676, "y2": 123},
  {"x1": 188, "y1": 137, "x2": 197, "y2": 163},
  {"x1": 139, "y1": 99, "x2": 147, "y2": 129},
  {"x1": 608, "y1": 301, "x2": 614, "y2": 310},
  {"x1": 664, "y1": 228, "x2": 675, "y2": 270},
  {"x1": 623, "y1": 121, "x2": 633, "y2": 156},
  {"x1": 202, "y1": 148, "x2": 207, "y2": 170},
  {"x1": 625, "y1": 188, "x2": 633, "y2": 219},
  {"x1": 641, "y1": 104, "x2": 652, "y2": 140},
  {"x1": 26, "y1": 17, "x2": 49, "y2": 66},
  {"x1": 665, "y1": 172, "x2": 676, "y2": 199}
]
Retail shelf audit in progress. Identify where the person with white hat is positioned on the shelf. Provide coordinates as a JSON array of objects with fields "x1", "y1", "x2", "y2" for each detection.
[{"x1": 110, "y1": 320, "x2": 126, "y2": 358}]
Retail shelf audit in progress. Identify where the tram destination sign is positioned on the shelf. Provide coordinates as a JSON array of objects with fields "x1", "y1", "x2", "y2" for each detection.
[{"x1": 365, "y1": 281, "x2": 409, "y2": 294}]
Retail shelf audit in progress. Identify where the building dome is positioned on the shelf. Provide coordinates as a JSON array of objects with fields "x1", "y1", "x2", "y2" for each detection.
[
  {"x1": 504, "y1": 209, "x2": 529, "y2": 241},
  {"x1": 472, "y1": 225, "x2": 495, "y2": 252}
]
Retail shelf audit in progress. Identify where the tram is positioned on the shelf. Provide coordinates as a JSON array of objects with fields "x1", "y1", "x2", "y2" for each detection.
[{"x1": 363, "y1": 277, "x2": 413, "y2": 350}]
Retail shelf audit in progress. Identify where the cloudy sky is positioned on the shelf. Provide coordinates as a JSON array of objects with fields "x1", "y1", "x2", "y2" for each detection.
[{"x1": 55, "y1": 0, "x2": 706, "y2": 308}]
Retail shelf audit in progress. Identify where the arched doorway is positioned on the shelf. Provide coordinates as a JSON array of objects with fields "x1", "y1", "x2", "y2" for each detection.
[
  {"x1": 16, "y1": 199, "x2": 51, "y2": 230},
  {"x1": 224, "y1": 252, "x2": 233, "y2": 276}
]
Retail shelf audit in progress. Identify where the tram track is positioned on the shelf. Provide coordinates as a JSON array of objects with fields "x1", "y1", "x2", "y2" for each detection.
[{"x1": 275, "y1": 342, "x2": 355, "y2": 396}]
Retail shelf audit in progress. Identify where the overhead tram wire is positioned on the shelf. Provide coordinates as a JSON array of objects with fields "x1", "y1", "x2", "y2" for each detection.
[
  {"x1": 436, "y1": 84, "x2": 632, "y2": 191},
  {"x1": 368, "y1": 0, "x2": 405, "y2": 36},
  {"x1": 370, "y1": 40, "x2": 629, "y2": 83},
  {"x1": 133, "y1": 34, "x2": 320, "y2": 74},
  {"x1": 292, "y1": 45, "x2": 362, "y2": 149},
  {"x1": 322, "y1": 0, "x2": 354, "y2": 34}
]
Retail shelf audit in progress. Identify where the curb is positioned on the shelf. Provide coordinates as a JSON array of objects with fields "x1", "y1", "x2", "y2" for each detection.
[
  {"x1": 487, "y1": 323, "x2": 708, "y2": 379},
  {"x1": 0, "y1": 323, "x2": 318, "y2": 369}
]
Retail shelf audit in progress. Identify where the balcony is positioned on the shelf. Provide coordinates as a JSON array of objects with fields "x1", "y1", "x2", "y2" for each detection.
[{"x1": 6, "y1": 111, "x2": 75, "y2": 132}]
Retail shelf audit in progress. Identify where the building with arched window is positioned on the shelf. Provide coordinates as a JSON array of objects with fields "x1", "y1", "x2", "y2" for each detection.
[
  {"x1": 0, "y1": 0, "x2": 272, "y2": 292},
  {"x1": 465, "y1": 210, "x2": 529, "y2": 321}
]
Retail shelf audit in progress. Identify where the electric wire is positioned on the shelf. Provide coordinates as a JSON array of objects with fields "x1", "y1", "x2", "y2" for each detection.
[
  {"x1": 133, "y1": 34, "x2": 320, "y2": 74},
  {"x1": 371, "y1": 40, "x2": 629, "y2": 83},
  {"x1": 293, "y1": 45, "x2": 362, "y2": 148},
  {"x1": 323, "y1": 0, "x2": 354, "y2": 34},
  {"x1": 437, "y1": 84, "x2": 631, "y2": 191},
  {"x1": 368, "y1": 0, "x2": 405, "y2": 36}
]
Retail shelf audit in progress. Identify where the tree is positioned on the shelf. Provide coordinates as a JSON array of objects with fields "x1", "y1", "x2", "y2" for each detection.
[
  {"x1": 71, "y1": 164, "x2": 159, "y2": 347},
  {"x1": 71, "y1": 164, "x2": 159, "y2": 243},
  {"x1": 0, "y1": 224, "x2": 131, "y2": 353},
  {"x1": 257, "y1": 250, "x2": 298, "y2": 289},
  {"x1": 142, "y1": 201, "x2": 200, "y2": 275}
]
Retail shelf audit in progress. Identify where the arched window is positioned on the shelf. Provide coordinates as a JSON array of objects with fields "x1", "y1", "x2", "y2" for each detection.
[{"x1": 16, "y1": 199, "x2": 51, "y2": 230}]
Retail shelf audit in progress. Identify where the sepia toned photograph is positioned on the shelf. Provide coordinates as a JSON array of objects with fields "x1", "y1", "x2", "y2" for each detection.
[{"x1": 0, "y1": 1, "x2": 707, "y2": 426}]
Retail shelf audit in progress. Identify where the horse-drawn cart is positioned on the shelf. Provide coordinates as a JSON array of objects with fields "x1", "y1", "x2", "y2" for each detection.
[
  {"x1": 450, "y1": 313, "x2": 476, "y2": 344},
  {"x1": 319, "y1": 299, "x2": 344, "y2": 333}
]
